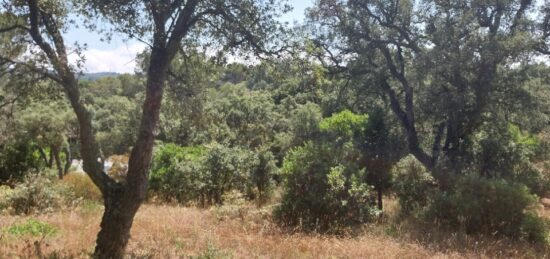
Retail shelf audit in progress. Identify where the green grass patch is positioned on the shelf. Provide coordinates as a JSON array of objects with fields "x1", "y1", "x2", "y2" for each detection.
[
  {"x1": 5, "y1": 219, "x2": 58, "y2": 237},
  {"x1": 78, "y1": 200, "x2": 104, "y2": 214}
]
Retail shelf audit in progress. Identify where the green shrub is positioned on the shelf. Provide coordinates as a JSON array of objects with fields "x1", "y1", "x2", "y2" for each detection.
[
  {"x1": 393, "y1": 155, "x2": 436, "y2": 215},
  {"x1": 5, "y1": 219, "x2": 58, "y2": 237},
  {"x1": 149, "y1": 143, "x2": 206, "y2": 205},
  {"x1": 275, "y1": 142, "x2": 377, "y2": 232},
  {"x1": 247, "y1": 150, "x2": 277, "y2": 204},
  {"x1": 0, "y1": 140, "x2": 43, "y2": 183},
  {"x1": 521, "y1": 212, "x2": 550, "y2": 244},
  {"x1": 150, "y1": 143, "x2": 271, "y2": 206},
  {"x1": 2, "y1": 173, "x2": 73, "y2": 215},
  {"x1": 0, "y1": 185, "x2": 14, "y2": 212},
  {"x1": 319, "y1": 109, "x2": 368, "y2": 139},
  {"x1": 200, "y1": 143, "x2": 258, "y2": 206},
  {"x1": 512, "y1": 165, "x2": 550, "y2": 197},
  {"x1": 426, "y1": 175, "x2": 547, "y2": 242}
]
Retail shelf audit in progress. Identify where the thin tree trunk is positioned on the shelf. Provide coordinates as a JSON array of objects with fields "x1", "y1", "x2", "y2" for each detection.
[
  {"x1": 63, "y1": 145, "x2": 71, "y2": 175},
  {"x1": 48, "y1": 148, "x2": 54, "y2": 168},
  {"x1": 52, "y1": 146, "x2": 63, "y2": 179},
  {"x1": 377, "y1": 188, "x2": 383, "y2": 211},
  {"x1": 37, "y1": 146, "x2": 49, "y2": 167}
]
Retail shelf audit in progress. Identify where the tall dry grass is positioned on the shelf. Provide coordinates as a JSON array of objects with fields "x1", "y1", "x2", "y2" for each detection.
[
  {"x1": 1, "y1": 198, "x2": 549, "y2": 258},
  {"x1": 62, "y1": 173, "x2": 102, "y2": 201}
]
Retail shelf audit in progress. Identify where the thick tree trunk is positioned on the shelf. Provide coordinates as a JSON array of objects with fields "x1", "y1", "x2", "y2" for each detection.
[
  {"x1": 93, "y1": 188, "x2": 140, "y2": 259},
  {"x1": 93, "y1": 52, "x2": 169, "y2": 258}
]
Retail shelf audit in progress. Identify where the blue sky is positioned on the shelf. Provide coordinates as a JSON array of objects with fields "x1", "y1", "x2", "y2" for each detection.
[{"x1": 65, "y1": 0, "x2": 314, "y2": 73}]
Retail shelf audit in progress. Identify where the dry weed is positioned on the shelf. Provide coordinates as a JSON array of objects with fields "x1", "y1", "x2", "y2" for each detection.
[{"x1": 0, "y1": 200, "x2": 548, "y2": 258}]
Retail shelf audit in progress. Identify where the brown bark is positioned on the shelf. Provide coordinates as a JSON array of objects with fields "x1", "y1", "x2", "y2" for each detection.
[
  {"x1": 52, "y1": 146, "x2": 63, "y2": 179},
  {"x1": 93, "y1": 1, "x2": 199, "y2": 256},
  {"x1": 377, "y1": 188, "x2": 383, "y2": 211},
  {"x1": 21, "y1": 0, "x2": 231, "y2": 257},
  {"x1": 63, "y1": 145, "x2": 71, "y2": 175},
  {"x1": 36, "y1": 146, "x2": 50, "y2": 167},
  {"x1": 93, "y1": 64, "x2": 169, "y2": 257}
]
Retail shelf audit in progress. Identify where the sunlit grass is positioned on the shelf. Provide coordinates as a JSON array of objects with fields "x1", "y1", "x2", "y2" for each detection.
[{"x1": 0, "y1": 198, "x2": 548, "y2": 258}]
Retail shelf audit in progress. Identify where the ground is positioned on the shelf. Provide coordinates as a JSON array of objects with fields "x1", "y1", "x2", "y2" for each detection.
[{"x1": 1, "y1": 199, "x2": 549, "y2": 258}]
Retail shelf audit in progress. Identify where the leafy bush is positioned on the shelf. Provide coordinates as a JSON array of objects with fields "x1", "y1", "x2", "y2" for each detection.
[
  {"x1": 392, "y1": 155, "x2": 436, "y2": 215},
  {"x1": 63, "y1": 173, "x2": 102, "y2": 201},
  {"x1": 289, "y1": 102, "x2": 322, "y2": 146},
  {"x1": 5, "y1": 219, "x2": 58, "y2": 237},
  {"x1": 466, "y1": 123, "x2": 550, "y2": 196},
  {"x1": 150, "y1": 143, "x2": 272, "y2": 206},
  {"x1": 0, "y1": 140, "x2": 43, "y2": 183},
  {"x1": 149, "y1": 143, "x2": 205, "y2": 205},
  {"x1": 275, "y1": 142, "x2": 377, "y2": 232},
  {"x1": 0, "y1": 185, "x2": 13, "y2": 212},
  {"x1": 199, "y1": 143, "x2": 258, "y2": 206},
  {"x1": 522, "y1": 212, "x2": 550, "y2": 244},
  {"x1": 513, "y1": 166, "x2": 550, "y2": 197},
  {"x1": 2, "y1": 173, "x2": 74, "y2": 215},
  {"x1": 425, "y1": 175, "x2": 547, "y2": 242},
  {"x1": 319, "y1": 109, "x2": 367, "y2": 139},
  {"x1": 247, "y1": 150, "x2": 277, "y2": 204}
]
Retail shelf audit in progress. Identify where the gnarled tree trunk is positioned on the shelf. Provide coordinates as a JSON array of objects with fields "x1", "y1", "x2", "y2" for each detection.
[{"x1": 92, "y1": 54, "x2": 169, "y2": 258}]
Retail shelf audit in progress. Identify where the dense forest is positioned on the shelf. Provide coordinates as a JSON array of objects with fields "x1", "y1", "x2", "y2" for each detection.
[{"x1": 1, "y1": 0, "x2": 550, "y2": 258}]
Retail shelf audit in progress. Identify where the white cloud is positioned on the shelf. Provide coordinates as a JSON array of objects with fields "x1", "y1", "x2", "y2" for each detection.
[{"x1": 69, "y1": 43, "x2": 147, "y2": 74}]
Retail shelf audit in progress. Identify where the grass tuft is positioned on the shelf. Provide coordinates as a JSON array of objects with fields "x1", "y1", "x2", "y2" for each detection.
[{"x1": 5, "y1": 219, "x2": 58, "y2": 237}]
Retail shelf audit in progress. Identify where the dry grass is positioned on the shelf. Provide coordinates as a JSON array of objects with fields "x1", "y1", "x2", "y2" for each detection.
[
  {"x1": 62, "y1": 173, "x2": 102, "y2": 201},
  {"x1": 0, "y1": 199, "x2": 549, "y2": 258}
]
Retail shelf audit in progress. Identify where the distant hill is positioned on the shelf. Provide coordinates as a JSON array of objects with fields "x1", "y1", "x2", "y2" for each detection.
[{"x1": 79, "y1": 72, "x2": 120, "y2": 81}]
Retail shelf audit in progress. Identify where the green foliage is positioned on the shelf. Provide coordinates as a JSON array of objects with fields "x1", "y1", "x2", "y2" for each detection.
[
  {"x1": 0, "y1": 139, "x2": 42, "y2": 183},
  {"x1": 5, "y1": 219, "x2": 58, "y2": 237},
  {"x1": 425, "y1": 175, "x2": 546, "y2": 242},
  {"x1": 393, "y1": 155, "x2": 436, "y2": 215},
  {"x1": 150, "y1": 142, "x2": 274, "y2": 206},
  {"x1": 464, "y1": 123, "x2": 550, "y2": 196},
  {"x1": 149, "y1": 143, "x2": 206, "y2": 205},
  {"x1": 246, "y1": 149, "x2": 277, "y2": 204},
  {"x1": 0, "y1": 185, "x2": 13, "y2": 212},
  {"x1": 276, "y1": 142, "x2": 377, "y2": 232},
  {"x1": 319, "y1": 109, "x2": 368, "y2": 139},
  {"x1": 521, "y1": 212, "x2": 550, "y2": 244},
  {"x1": 16, "y1": 102, "x2": 73, "y2": 150},
  {"x1": 289, "y1": 102, "x2": 322, "y2": 146},
  {"x1": 203, "y1": 84, "x2": 281, "y2": 149},
  {"x1": 509, "y1": 124, "x2": 538, "y2": 147},
  {"x1": 93, "y1": 95, "x2": 139, "y2": 156},
  {"x1": 1, "y1": 173, "x2": 74, "y2": 215},
  {"x1": 200, "y1": 143, "x2": 258, "y2": 205}
]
